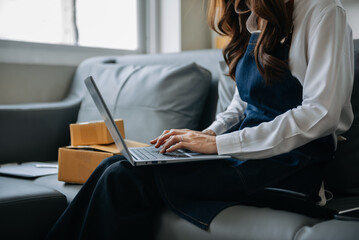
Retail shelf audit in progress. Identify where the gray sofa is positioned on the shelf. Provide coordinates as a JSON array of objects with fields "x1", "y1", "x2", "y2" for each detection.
[{"x1": 1, "y1": 46, "x2": 359, "y2": 240}]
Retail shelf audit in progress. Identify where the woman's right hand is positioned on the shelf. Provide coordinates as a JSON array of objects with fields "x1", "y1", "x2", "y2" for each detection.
[{"x1": 150, "y1": 129, "x2": 217, "y2": 154}]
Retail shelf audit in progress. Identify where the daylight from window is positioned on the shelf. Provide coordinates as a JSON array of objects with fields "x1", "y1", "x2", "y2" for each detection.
[
  {"x1": 0, "y1": 0, "x2": 138, "y2": 50},
  {"x1": 76, "y1": 0, "x2": 138, "y2": 50}
]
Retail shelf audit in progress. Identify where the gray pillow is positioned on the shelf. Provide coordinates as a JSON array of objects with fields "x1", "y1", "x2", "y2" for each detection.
[
  {"x1": 77, "y1": 63, "x2": 211, "y2": 143},
  {"x1": 216, "y1": 61, "x2": 236, "y2": 114}
]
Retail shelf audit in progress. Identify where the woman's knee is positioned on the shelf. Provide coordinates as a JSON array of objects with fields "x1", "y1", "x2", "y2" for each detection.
[
  {"x1": 98, "y1": 155, "x2": 126, "y2": 169},
  {"x1": 99, "y1": 160, "x2": 154, "y2": 193},
  {"x1": 100, "y1": 160, "x2": 134, "y2": 183}
]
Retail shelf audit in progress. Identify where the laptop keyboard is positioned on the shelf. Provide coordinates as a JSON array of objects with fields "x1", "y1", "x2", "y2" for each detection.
[{"x1": 130, "y1": 147, "x2": 188, "y2": 160}]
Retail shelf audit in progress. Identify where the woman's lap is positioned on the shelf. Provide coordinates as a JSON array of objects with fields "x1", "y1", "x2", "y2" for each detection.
[
  {"x1": 47, "y1": 156, "x2": 163, "y2": 239},
  {"x1": 47, "y1": 151, "x2": 328, "y2": 238},
  {"x1": 154, "y1": 150, "x2": 329, "y2": 229}
]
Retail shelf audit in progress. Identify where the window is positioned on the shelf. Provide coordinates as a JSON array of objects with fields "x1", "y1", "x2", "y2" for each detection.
[
  {"x1": 77, "y1": 0, "x2": 138, "y2": 50},
  {"x1": 0, "y1": 0, "x2": 143, "y2": 51}
]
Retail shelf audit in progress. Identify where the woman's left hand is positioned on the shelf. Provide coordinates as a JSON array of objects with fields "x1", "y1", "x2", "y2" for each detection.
[{"x1": 150, "y1": 129, "x2": 218, "y2": 154}]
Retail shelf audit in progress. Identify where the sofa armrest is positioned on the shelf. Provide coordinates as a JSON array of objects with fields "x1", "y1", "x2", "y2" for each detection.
[{"x1": 0, "y1": 95, "x2": 82, "y2": 164}]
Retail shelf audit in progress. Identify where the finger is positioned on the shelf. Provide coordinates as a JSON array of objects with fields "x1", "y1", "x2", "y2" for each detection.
[
  {"x1": 150, "y1": 137, "x2": 158, "y2": 144},
  {"x1": 160, "y1": 135, "x2": 177, "y2": 153},
  {"x1": 160, "y1": 135, "x2": 182, "y2": 153},
  {"x1": 150, "y1": 136, "x2": 165, "y2": 144},
  {"x1": 166, "y1": 142, "x2": 187, "y2": 152},
  {"x1": 167, "y1": 136, "x2": 217, "y2": 154},
  {"x1": 151, "y1": 130, "x2": 170, "y2": 146},
  {"x1": 156, "y1": 129, "x2": 184, "y2": 147}
]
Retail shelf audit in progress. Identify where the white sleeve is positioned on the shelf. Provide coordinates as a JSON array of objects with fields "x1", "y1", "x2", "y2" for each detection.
[
  {"x1": 205, "y1": 88, "x2": 247, "y2": 135},
  {"x1": 216, "y1": 5, "x2": 354, "y2": 159}
]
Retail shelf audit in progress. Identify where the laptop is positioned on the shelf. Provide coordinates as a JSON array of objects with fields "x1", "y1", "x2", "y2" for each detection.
[{"x1": 84, "y1": 76, "x2": 231, "y2": 166}]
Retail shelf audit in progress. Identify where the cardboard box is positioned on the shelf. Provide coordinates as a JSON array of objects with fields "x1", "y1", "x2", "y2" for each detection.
[
  {"x1": 58, "y1": 140, "x2": 149, "y2": 184},
  {"x1": 70, "y1": 119, "x2": 125, "y2": 146}
]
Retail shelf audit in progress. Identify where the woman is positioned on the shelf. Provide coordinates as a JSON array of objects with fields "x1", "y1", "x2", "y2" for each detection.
[{"x1": 46, "y1": 0, "x2": 354, "y2": 239}]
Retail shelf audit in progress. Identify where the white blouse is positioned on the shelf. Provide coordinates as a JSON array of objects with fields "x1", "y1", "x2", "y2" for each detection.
[{"x1": 206, "y1": 0, "x2": 355, "y2": 160}]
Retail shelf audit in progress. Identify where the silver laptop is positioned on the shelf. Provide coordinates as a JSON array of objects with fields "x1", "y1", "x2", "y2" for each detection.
[{"x1": 84, "y1": 76, "x2": 231, "y2": 166}]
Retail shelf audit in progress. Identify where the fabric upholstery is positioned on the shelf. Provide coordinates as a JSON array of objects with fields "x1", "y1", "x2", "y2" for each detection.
[
  {"x1": 74, "y1": 49, "x2": 224, "y2": 131},
  {"x1": 0, "y1": 176, "x2": 67, "y2": 239},
  {"x1": 295, "y1": 219, "x2": 359, "y2": 240},
  {"x1": 76, "y1": 63, "x2": 211, "y2": 143},
  {"x1": 216, "y1": 61, "x2": 236, "y2": 114},
  {"x1": 156, "y1": 205, "x2": 320, "y2": 240},
  {"x1": 0, "y1": 96, "x2": 81, "y2": 164},
  {"x1": 34, "y1": 174, "x2": 82, "y2": 203}
]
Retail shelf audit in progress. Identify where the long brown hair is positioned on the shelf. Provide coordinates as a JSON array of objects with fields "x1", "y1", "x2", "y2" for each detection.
[{"x1": 208, "y1": 0, "x2": 293, "y2": 84}]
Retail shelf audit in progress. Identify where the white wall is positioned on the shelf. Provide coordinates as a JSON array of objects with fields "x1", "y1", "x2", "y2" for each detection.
[
  {"x1": 159, "y1": 0, "x2": 182, "y2": 53},
  {"x1": 181, "y1": 0, "x2": 212, "y2": 51},
  {"x1": 158, "y1": 0, "x2": 212, "y2": 53}
]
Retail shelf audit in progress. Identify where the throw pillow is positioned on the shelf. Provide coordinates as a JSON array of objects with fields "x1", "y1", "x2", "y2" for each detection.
[
  {"x1": 216, "y1": 61, "x2": 236, "y2": 114},
  {"x1": 77, "y1": 63, "x2": 211, "y2": 143}
]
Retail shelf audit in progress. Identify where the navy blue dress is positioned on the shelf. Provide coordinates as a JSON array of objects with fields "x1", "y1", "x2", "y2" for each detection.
[
  {"x1": 46, "y1": 33, "x2": 335, "y2": 239},
  {"x1": 156, "y1": 33, "x2": 335, "y2": 230}
]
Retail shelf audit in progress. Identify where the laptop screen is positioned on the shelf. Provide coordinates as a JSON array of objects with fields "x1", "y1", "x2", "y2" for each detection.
[{"x1": 84, "y1": 76, "x2": 134, "y2": 165}]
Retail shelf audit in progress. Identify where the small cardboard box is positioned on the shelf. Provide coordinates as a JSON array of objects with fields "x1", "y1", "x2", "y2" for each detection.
[
  {"x1": 70, "y1": 119, "x2": 125, "y2": 146},
  {"x1": 58, "y1": 140, "x2": 149, "y2": 184}
]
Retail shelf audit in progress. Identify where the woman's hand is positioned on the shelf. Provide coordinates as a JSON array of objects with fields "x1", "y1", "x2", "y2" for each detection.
[{"x1": 150, "y1": 129, "x2": 218, "y2": 154}]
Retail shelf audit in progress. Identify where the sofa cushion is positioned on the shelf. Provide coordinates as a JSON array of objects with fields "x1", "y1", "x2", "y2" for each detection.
[
  {"x1": 156, "y1": 205, "x2": 320, "y2": 240},
  {"x1": 216, "y1": 61, "x2": 236, "y2": 114},
  {"x1": 76, "y1": 63, "x2": 211, "y2": 143},
  {"x1": 295, "y1": 219, "x2": 359, "y2": 240},
  {"x1": 73, "y1": 49, "x2": 224, "y2": 131},
  {"x1": 34, "y1": 174, "x2": 82, "y2": 203},
  {"x1": 0, "y1": 176, "x2": 67, "y2": 239}
]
